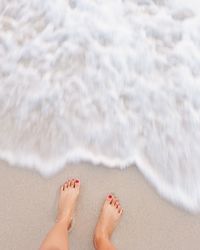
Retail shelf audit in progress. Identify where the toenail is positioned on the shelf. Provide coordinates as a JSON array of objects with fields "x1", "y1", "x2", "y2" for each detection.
[
  {"x1": 108, "y1": 195, "x2": 112, "y2": 199},
  {"x1": 75, "y1": 179, "x2": 79, "y2": 183}
]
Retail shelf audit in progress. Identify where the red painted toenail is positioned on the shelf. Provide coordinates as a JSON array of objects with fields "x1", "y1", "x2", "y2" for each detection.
[
  {"x1": 75, "y1": 180, "x2": 79, "y2": 183},
  {"x1": 108, "y1": 195, "x2": 112, "y2": 199}
]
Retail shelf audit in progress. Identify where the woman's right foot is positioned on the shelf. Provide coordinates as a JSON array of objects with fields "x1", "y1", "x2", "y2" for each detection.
[
  {"x1": 94, "y1": 194, "x2": 123, "y2": 247},
  {"x1": 56, "y1": 178, "x2": 80, "y2": 230}
]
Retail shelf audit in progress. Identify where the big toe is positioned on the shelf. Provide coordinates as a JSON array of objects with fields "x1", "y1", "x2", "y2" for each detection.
[{"x1": 74, "y1": 179, "x2": 80, "y2": 188}]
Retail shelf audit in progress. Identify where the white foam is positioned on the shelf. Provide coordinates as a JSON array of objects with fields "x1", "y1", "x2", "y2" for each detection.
[{"x1": 0, "y1": 0, "x2": 200, "y2": 212}]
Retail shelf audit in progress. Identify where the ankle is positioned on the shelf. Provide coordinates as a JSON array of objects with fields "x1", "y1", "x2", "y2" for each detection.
[
  {"x1": 93, "y1": 232, "x2": 110, "y2": 249},
  {"x1": 56, "y1": 217, "x2": 71, "y2": 229}
]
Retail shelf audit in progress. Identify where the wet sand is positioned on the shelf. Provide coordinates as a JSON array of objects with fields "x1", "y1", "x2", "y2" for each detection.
[{"x1": 0, "y1": 160, "x2": 200, "y2": 250}]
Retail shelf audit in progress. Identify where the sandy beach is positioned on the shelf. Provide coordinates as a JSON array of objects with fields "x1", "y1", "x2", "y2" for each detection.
[{"x1": 0, "y1": 160, "x2": 200, "y2": 250}]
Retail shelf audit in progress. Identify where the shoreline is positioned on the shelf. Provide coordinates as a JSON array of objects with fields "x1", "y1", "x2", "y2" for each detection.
[{"x1": 1, "y1": 160, "x2": 200, "y2": 250}]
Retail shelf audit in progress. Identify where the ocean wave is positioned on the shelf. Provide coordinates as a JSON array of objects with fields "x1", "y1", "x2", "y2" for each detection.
[{"x1": 0, "y1": 0, "x2": 200, "y2": 212}]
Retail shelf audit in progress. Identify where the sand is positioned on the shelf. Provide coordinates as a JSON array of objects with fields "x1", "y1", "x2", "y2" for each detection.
[{"x1": 0, "y1": 160, "x2": 200, "y2": 250}]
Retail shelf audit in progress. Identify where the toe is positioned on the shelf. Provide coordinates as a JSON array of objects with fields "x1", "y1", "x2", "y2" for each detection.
[
  {"x1": 111, "y1": 196, "x2": 118, "y2": 207},
  {"x1": 107, "y1": 194, "x2": 115, "y2": 205},
  {"x1": 107, "y1": 194, "x2": 113, "y2": 201},
  {"x1": 70, "y1": 179, "x2": 75, "y2": 188},
  {"x1": 118, "y1": 208, "x2": 123, "y2": 214},
  {"x1": 68, "y1": 179, "x2": 73, "y2": 187},
  {"x1": 115, "y1": 202, "x2": 120, "y2": 209},
  {"x1": 105, "y1": 194, "x2": 113, "y2": 205},
  {"x1": 111, "y1": 198, "x2": 116, "y2": 206},
  {"x1": 66, "y1": 180, "x2": 70, "y2": 188},
  {"x1": 73, "y1": 179, "x2": 77, "y2": 188},
  {"x1": 75, "y1": 179, "x2": 80, "y2": 188},
  {"x1": 63, "y1": 181, "x2": 68, "y2": 190},
  {"x1": 114, "y1": 199, "x2": 119, "y2": 206}
]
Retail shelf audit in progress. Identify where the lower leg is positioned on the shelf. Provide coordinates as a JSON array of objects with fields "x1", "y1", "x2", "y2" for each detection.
[
  {"x1": 94, "y1": 194, "x2": 123, "y2": 250},
  {"x1": 40, "y1": 179, "x2": 80, "y2": 250},
  {"x1": 40, "y1": 220, "x2": 69, "y2": 250}
]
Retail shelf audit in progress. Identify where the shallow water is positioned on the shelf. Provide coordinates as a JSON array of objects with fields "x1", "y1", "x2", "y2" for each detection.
[{"x1": 0, "y1": 0, "x2": 200, "y2": 212}]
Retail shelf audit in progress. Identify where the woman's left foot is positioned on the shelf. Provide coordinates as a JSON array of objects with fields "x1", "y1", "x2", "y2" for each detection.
[
  {"x1": 94, "y1": 193, "x2": 123, "y2": 246},
  {"x1": 56, "y1": 179, "x2": 80, "y2": 230}
]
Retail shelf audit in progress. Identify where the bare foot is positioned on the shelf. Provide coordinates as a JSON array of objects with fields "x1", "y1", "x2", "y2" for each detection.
[
  {"x1": 56, "y1": 178, "x2": 80, "y2": 230},
  {"x1": 94, "y1": 194, "x2": 123, "y2": 247}
]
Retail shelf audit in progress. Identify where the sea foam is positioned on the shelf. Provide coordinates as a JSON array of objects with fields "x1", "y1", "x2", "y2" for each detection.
[{"x1": 0, "y1": 0, "x2": 200, "y2": 212}]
